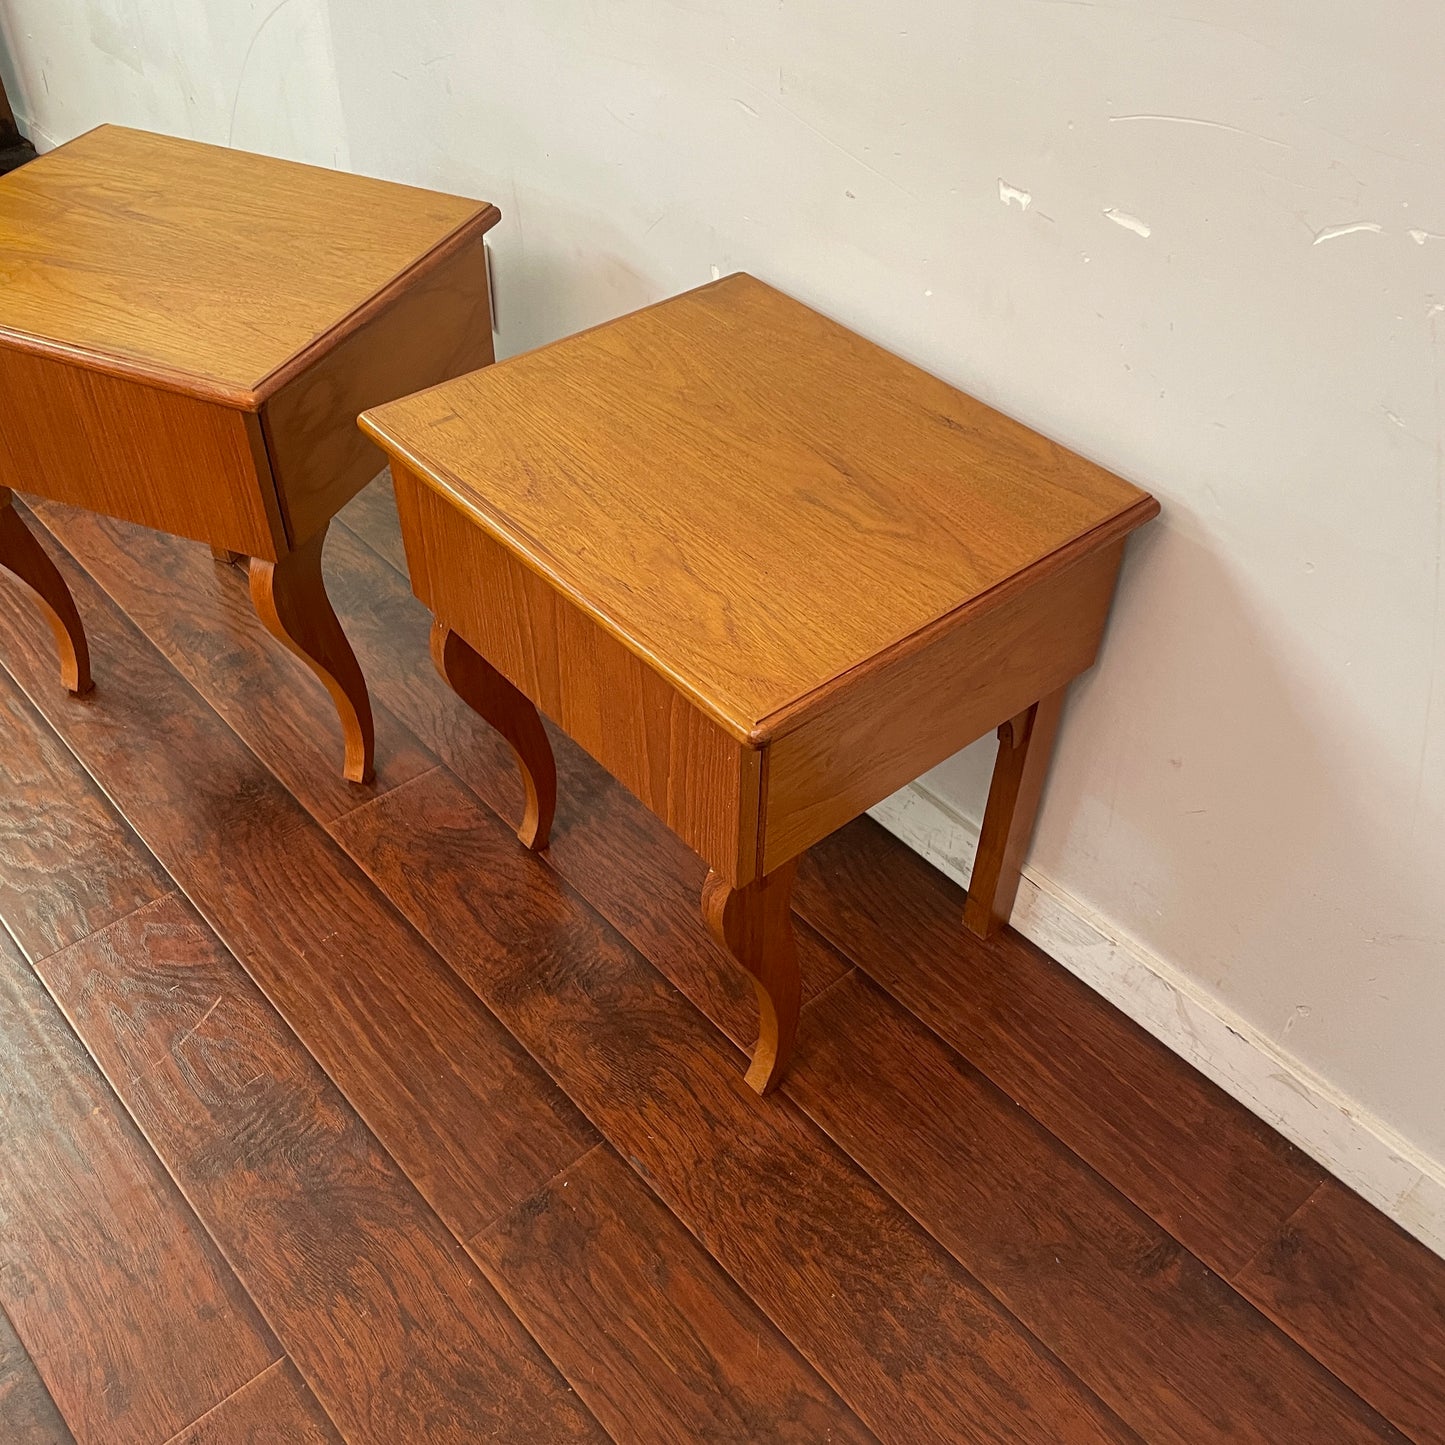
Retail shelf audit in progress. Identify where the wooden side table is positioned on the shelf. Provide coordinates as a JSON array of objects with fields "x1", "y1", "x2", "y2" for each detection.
[
  {"x1": 0, "y1": 125, "x2": 498, "y2": 779},
  {"x1": 361, "y1": 274, "x2": 1159, "y2": 1092}
]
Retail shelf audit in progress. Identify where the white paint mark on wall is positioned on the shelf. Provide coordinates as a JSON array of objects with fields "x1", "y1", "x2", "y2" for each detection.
[
  {"x1": 1108, "y1": 113, "x2": 1289, "y2": 148},
  {"x1": 1408, "y1": 228, "x2": 1445, "y2": 244},
  {"x1": 1284, "y1": 1003, "x2": 1313, "y2": 1036},
  {"x1": 1104, "y1": 207, "x2": 1152, "y2": 238},
  {"x1": 734, "y1": 98, "x2": 759, "y2": 118},
  {"x1": 998, "y1": 179, "x2": 1032, "y2": 212},
  {"x1": 1312, "y1": 221, "x2": 1383, "y2": 245}
]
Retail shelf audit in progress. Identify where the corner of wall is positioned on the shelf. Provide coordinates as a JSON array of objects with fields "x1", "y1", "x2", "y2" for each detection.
[{"x1": 12, "y1": 112, "x2": 59, "y2": 152}]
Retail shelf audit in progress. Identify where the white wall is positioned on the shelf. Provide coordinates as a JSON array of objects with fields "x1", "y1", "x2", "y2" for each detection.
[
  {"x1": 0, "y1": 0, "x2": 348, "y2": 165},
  {"x1": 4, "y1": 1, "x2": 1443, "y2": 1244}
]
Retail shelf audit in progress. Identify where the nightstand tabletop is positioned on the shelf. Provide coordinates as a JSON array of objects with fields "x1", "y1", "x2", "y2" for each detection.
[
  {"x1": 0, "y1": 125, "x2": 496, "y2": 402},
  {"x1": 362, "y1": 272, "x2": 1154, "y2": 740}
]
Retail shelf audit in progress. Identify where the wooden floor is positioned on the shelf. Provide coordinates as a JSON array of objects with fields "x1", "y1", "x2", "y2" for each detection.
[{"x1": 1, "y1": 480, "x2": 1443, "y2": 1445}]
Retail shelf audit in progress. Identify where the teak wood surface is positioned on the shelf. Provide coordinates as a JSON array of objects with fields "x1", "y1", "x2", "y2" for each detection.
[
  {"x1": 0, "y1": 482, "x2": 1439, "y2": 1443},
  {"x1": 0, "y1": 125, "x2": 498, "y2": 779},
  {"x1": 0, "y1": 125, "x2": 494, "y2": 401},
  {"x1": 362, "y1": 273, "x2": 1159, "y2": 1091}
]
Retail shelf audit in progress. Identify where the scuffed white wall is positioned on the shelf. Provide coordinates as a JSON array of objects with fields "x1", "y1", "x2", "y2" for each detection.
[
  {"x1": 0, "y1": 0, "x2": 348, "y2": 166},
  {"x1": 3, "y1": 3, "x2": 1443, "y2": 1176}
]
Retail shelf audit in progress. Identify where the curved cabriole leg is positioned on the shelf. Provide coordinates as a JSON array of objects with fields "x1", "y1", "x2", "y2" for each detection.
[
  {"x1": 248, "y1": 525, "x2": 375, "y2": 784},
  {"x1": 0, "y1": 488, "x2": 92, "y2": 695},
  {"x1": 702, "y1": 862, "x2": 801, "y2": 1095},
  {"x1": 962, "y1": 686, "x2": 1068, "y2": 939},
  {"x1": 430, "y1": 619, "x2": 556, "y2": 850}
]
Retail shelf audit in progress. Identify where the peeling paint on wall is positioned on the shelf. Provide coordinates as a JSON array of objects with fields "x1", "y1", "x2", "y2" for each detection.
[
  {"x1": 1312, "y1": 221, "x2": 1383, "y2": 245},
  {"x1": 998, "y1": 179, "x2": 1032, "y2": 212},
  {"x1": 1103, "y1": 207, "x2": 1151, "y2": 238},
  {"x1": 1108, "y1": 112, "x2": 1289, "y2": 148}
]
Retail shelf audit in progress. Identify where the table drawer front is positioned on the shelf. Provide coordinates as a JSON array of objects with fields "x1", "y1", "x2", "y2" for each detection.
[
  {"x1": 0, "y1": 346, "x2": 282, "y2": 558},
  {"x1": 394, "y1": 466, "x2": 761, "y2": 881},
  {"x1": 760, "y1": 539, "x2": 1126, "y2": 872}
]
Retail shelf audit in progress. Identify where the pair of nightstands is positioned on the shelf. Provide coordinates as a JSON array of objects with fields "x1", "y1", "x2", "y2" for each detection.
[{"x1": 0, "y1": 126, "x2": 1156, "y2": 1092}]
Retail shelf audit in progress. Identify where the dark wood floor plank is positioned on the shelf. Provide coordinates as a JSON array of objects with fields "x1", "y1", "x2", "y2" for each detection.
[
  {"x1": 39, "y1": 893, "x2": 604, "y2": 1445},
  {"x1": 29, "y1": 499, "x2": 433, "y2": 825},
  {"x1": 0, "y1": 668, "x2": 168, "y2": 960},
  {"x1": 1237, "y1": 1180, "x2": 1445, "y2": 1444},
  {"x1": 475, "y1": 1142, "x2": 877, "y2": 1445},
  {"x1": 340, "y1": 471, "x2": 408, "y2": 576},
  {"x1": 333, "y1": 765, "x2": 1134, "y2": 1445},
  {"x1": 165, "y1": 1360, "x2": 340, "y2": 1445},
  {"x1": 0, "y1": 1304, "x2": 75, "y2": 1445},
  {"x1": 0, "y1": 927, "x2": 279, "y2": 1445},
  {"x1": 0, "y1": 526, "x2": 598, "y2": 1244},
  {"x1": 792, "y1": 816, "x2": 1325, "y2": 1276},
  {"x1": 791, "y1": 971, "x2": 1401, "y2": 1443}
]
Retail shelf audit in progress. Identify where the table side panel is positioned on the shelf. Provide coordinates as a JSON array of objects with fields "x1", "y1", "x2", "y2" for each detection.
[
  {"x1": 393, "y1": 464, "x2": 761, "y2": 883},
  {"x1": 760, "y1": 540, "x2": 1126, "y2": 873},
  {"x1": 263, "y1": 242, "x2": 495, "y2": 548},
  {"x1": 0, "y1": 345, "x2": 283, "y2": 559}
]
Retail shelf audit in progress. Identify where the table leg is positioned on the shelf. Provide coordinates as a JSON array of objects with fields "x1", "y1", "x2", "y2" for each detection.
[
  {"x1": 702, "y1": 861, "x2": 801, "y2": 1095},
  {"x1": 248, "y1": 523, "x2": 375, "y2": 784},
  {"x1": 0, "y1": 487, "x2": 92, "y2": 695},
  {"x1": 962, "y1": 685, "x2": 1068, "y2": 940},
  {"x1": 430, "y1": 620, "x2": 556, "y2": 851}
]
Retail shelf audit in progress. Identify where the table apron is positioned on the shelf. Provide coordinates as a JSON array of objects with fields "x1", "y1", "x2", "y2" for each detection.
[
  {"x1": 0, "y1": 345, "x2": 284, "y2": 559},
  {"x1": 392, "y1": 462, "x2": 763, "y2": 884}
]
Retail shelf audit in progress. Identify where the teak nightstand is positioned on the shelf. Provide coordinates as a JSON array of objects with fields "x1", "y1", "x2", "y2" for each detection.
[
  {"x1": 361, "y1": 274, "x2": 1159, "y2": 1092},
  {"x1": 0, "y1": 125, "x2": 499, "y2": 780}
]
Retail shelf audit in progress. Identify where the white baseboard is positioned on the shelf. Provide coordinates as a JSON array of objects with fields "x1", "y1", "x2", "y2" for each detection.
[
  {"x1": 869, "y1": 782, "x2": 1445, "y2": 1261},
  {"x1": 12, "y1": 113, "x2": 59, "y2": 152}
]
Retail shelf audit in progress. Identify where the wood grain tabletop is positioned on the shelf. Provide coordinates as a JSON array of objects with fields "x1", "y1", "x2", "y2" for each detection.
[
  {"x1": 0, "y1": 125, "x2": 497, "y2": 403},
  {"x1": 361, "y1": 273, "x2": 1156, "y2": 739}
]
